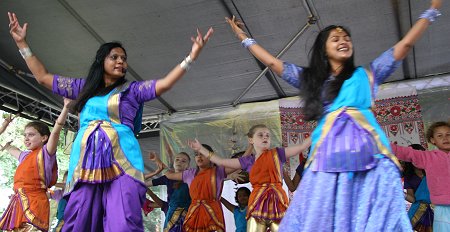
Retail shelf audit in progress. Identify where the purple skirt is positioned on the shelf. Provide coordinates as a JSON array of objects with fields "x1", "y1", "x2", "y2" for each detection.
[
  {"x1": 62, "y1": 174, "x2": 146, "y2": 232},
  {"x1": 279, "y1": 158, "x2": 412, "y2": 231}
]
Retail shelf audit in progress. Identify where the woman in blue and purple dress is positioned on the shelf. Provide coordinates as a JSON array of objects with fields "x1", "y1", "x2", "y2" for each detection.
[
  {"x1": 7, "y1": 12, "x2": 213, "y2": 232},
  {"x1": 226, "y1": 0, "x2": 441, "y2": 231}
]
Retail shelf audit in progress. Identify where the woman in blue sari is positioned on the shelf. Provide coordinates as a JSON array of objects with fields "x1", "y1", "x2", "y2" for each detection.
[
  {"x1": 225, "y1": 0, "x2": 441, "y2": 231},
  {"x1": 8, "y1": 11, "x2": 212, "y2": 231}
]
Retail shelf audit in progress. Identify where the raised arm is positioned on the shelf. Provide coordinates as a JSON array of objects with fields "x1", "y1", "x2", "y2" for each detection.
[
  {"x1": 46, "y1": 98, "x2": 71, "y2": 155},
  {"x1": 144, "y1": 151, "x2": 167, "y2": 179},
  {"x1": 283, "y1": 169, "x2": 296, "y2": 192},
  {"x1": 220, "y1": 197, "x2": 236, "y2": 212},
  {"x1": 0, "y1": 114, "x2": 18, "y2": 135},
  {"x1": 0, "y1": 114, "x2": 21, "y2": 159},
  {"x1": 146, "y1": 188, "x2": 165, "y2": 209},
  {"x1": 8, "y1": 12, "x2": 54, "y2": 89},
  {"x1": 392, "y1": 0, "x2": 442, "y2": 60},
  {"x1": 391, "y1": 143, "x2": 429, "y2": 169},
  {"x1": 155, "y1": 28, "x2": 214, "y2": 96},
  {"x1": 164, "y1": 170, "x2": 183, "y2": 181},
  {"x1": 284, "y1": 138, "x2": 311, "y2": 159},
  {"x1": 0, "y1": 141, "x2": 21, "y2": 159},
  {"x1": 226, "y1": 16, "x2": 284, "y2": 76},
  {"x1": 242, "y1": 144, "x2": 253, "y2": 157},
  {"x1": 187, "y1": 139, "x2": 242, "y2": 169}
]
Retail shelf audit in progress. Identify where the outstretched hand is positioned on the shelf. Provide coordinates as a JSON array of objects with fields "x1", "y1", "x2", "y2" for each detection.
[
  {"x1": 0, "y1": 141, "x2": 12, "y2": 152},
  {"x1": 148, "y1": 151, "x2": 166, "y2": 169},
  {"x1": 431, "y1": 0, "x2": 442, "y2": 9},
  {"x1": 149, "y1": 151, "x2": 157, "y2": 161},
  {"x1": 187, "y1": 139, "x2": 202, "y2": 152},
  {"x1": 3, "y1": 113, "x2": 19, "y2": 123},
  {"x1": 7, "y1": 12, "x2": 27, "y2": 44},
  {"x1": 225, "y1": 16, "x2": 247, "y2": 38},
  {"x1": 227, "y1": 170, "x2": 246, "y2": 183},
  {"x1": 189, "y1": 27, "x2": 214, "y2": 61},
  {"x1": 145, "y1": 151, "x2": 167, "y2": 179},
  {"x1": 63, "y1": 98, "x2": 73, "y2": 108}
]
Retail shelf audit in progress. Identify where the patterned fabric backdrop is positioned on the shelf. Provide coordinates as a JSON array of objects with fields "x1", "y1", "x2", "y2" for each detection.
[
  {"x1": 373, "y1": 94, "x2": 427, "y2": 148},
  {"x1": 279, "y1": 88, "x2": 427, "y2": 194}
]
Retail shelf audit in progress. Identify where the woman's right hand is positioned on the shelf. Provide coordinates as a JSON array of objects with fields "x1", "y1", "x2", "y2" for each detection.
[{"x1": 8, "y1": 12, "x2": 28, "y2": 45}]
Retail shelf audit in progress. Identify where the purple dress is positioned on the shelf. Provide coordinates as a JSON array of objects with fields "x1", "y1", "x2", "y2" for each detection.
[{"x1": 52, "y1": 76, "x2": 157, "y2": 232}]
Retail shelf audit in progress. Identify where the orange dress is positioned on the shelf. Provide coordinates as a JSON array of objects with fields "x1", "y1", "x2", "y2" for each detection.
[
  {"x1": 245, "y1": 148, "x2": 288, "y2": 222},
  {"x1": 183, "y1": 166, "x2": 226, "y2": 232},
  {"x1": 0, "y1": 145, "x2": 57, "y2": 231}
]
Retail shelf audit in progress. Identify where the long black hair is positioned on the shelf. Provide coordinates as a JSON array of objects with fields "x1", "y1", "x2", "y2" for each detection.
[
  {"x1": 300, "y1": 25, "x2": 356, "y2": 121},
  {"x1": 73, "y1": 42, "x2": 127, "y2": 113}
]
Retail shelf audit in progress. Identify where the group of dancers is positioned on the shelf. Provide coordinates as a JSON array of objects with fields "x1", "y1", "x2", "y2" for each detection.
[{"x1": 0, "y1": 0, "x2": 449, "y2": 231}]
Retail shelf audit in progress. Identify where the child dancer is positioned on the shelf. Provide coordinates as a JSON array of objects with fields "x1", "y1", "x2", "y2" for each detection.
[
  {"x1": 147, "y1": 152, "x2": 192, "y2": 232},
  {"x1": 392, "y1": 122, "x2": 450, "y2": 232},
  {"x1": 283, "y1": 149, "x2": 307, "y2": 192},
  {"x1": 0, "y1": 98, "x2": 71, "y2": 231},
  {"x1": 220, "y1": 187, "x2": 251, "y2": 232},
  {"x1": 165, "y1": 144, "x2": 237, "y2": 232},
  {"x1": 188, "y1": 124, "x2": 311, "y2": 231}
]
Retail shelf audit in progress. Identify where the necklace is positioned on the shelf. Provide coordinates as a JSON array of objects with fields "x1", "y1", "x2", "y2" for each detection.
[{"x1": 332, "y1": 64, "x2": 343, "y2": 75}]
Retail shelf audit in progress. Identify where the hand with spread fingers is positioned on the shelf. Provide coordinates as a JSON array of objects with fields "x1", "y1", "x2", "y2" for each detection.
[
  {"x1": 1, "y1": 113, "x2": 19, "y2": 135},
  {"x1": 7, "y1": 12, "x2": 28, "y2": 45},
  {"x1": 145, "y1": 151, "x2": 167, "y2": 179},
  {"x1": 189, "y1": 27, "x2": 214, "y2": 61},
  {"x1": 0, "y1": 141, "x2": 13, "y2": 152},
  {"x1": 225, "y1": 15, "x2": 248, "y2": 40}
]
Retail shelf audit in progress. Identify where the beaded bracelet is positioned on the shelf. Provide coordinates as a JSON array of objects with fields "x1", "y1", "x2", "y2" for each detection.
[{"x1": 419, "y1": 8, "x2": 441, "y2": 23}]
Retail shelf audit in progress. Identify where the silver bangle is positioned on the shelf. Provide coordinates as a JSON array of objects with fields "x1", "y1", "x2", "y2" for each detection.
[
  {"x1": 19, "y1": 47, "x2": 33, "y2": 59},
  {"x1": 180, "y1": 55, "x2": 193, "y2": 70}
]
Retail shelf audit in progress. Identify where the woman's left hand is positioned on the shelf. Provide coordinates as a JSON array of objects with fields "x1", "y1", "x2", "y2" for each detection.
[
  {"x1": 431, "y1": 0, "x2": 442, "y2": 9},
  {"x1": 189, "y1": 27, "x2": 214, "y2": 60}
]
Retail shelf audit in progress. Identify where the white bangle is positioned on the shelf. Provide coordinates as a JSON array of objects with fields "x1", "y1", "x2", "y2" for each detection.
[
  {"x1": 19, "y1": 47, "x2": 33, "y2": 59},
  {"x1": 180, "y1": 55, "x2": 193, "y2": 70}
]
